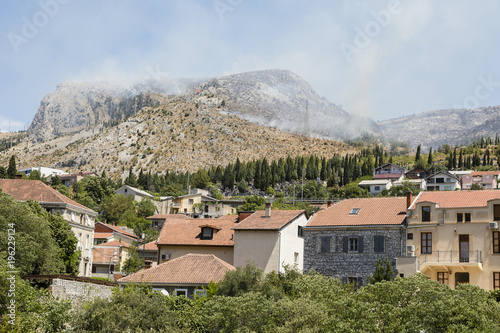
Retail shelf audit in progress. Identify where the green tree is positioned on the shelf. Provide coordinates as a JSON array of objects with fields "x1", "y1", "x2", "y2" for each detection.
[
  {"x1": 427, "y1": 147, "x2": 433, "y2": 165},
  {"x1": 28, "y1": 169, "x2": 42, "y2": 180},
  {"x1": 191, "y1": 168, "x2": 211, "y2": 189},
  {"x1": 122, "y1": 242, "x2": 144, "y2": 275},
  {"x1": 368, "y1": 257, "x2": 394, "y2": 284},
  {"x1": 471, "y1": 183, "x2": 484, "y2": 190},
  {"x1": 217, "y1": 262, "x2": 266, "y2": 297},
  {"x1": 51, "y1": 175, "x2": 62, "y2": 185},
  {"x1": 0, "y1": 166, "x2": 7, "y2": 179},
  {"x1": 136, "y1": 197, "x2": 156, "y2": 218},
  {"x1": 99, "y1": 194, "x2": 136, "y2": 225},
  {"x1": 237, "y1": 179, "x2": 248, "y2": 193},
  {"x1": 7, "y1": 155, "x2": 16, "y2": 179},
  {"x1": 239, "y1": 196, "x2": 265, "y2": 211}
]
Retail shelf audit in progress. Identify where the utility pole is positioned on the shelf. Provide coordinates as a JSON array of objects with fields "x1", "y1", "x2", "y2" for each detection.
[{"x1": 301, "y1": 168, "x2": 305, "y2": 202}]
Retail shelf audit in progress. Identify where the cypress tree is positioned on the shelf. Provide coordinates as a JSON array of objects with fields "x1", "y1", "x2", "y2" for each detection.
[
  {"x1": 427, "y1": 147, "x2": 433, "y2": 165},
  {"x1": 415, "y1": 145, "x2": 421, "y2": 162},
  {"x1": 7, "y1": 155, "x2": 16, "y2": 179}
]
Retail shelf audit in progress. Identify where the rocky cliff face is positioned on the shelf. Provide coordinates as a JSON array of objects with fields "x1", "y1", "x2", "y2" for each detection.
[
  {"x1": 27, "y1": 70, "x2": 381, "y2": 142},
  {"x1": 379, "y1": 106, "x2": 500, "y2": 149}
]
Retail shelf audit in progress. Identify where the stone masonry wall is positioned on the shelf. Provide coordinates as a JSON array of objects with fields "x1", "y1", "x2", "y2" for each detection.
[
  {"x1": 51, "y1": 278, "x2": 114, "y2": 306},
  {"x1": 303, "y1": 227, "x2": 405, "y2": 286}
]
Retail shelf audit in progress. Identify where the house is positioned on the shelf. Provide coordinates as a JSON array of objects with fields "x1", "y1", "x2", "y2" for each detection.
[
  {"x1": 303, "y1": 197, "x2": 408, "y2": 286},
  {"x1": 397, "y1": 190, "x2": 500, "y2": 290},
  {"x1": 18, "y1": 166, "x2": 67, "y2": 178},
  {"x1": 232, "y1": 203, "x2": 308, "y2": 273},
  {"x1": 373, "y1": 163, "x2": 407, "y2": 181},
  {"x1": 59, "y1": 171, "x2": 97, "y2": 187},
  {"x1": 117, "y1": 253, "x2": 236, "y2": 298},
  {"x1": 169, "y1": 192, "x2": 217, "y2": 215},
  {"x1": 392, "y1": 178, "x2": 426, "y2": 190},
  {"x1": 94, "y1": 222, "x2": 138, "y2": 245},
  {"x1": 137, "y1": 240, "x2": 159, "y2": 268},
  {"x1": 115, "y1": 185, "x2": 173, "y2": 215},
  {"x1": 156, "y1": 215, "x2": 239, "y2": 265},
  {"x1": 357, "y1": 179, "x2": 392, "y2": 195},
  {"x1": 0, "y1": 179, "x2": 97, "y2": 277},
  {"x1": 92, "y1": 240, "x2": 130, "y2": 280},
  {"x1": 405, "y1": 167, "x2": 430, "y2": 180},
  {"x1": 462, "y1": 171, "x2": 499, "y2": 190},
  {"x1": 425, "y1": 171, "x2": 461, "y2": 191}
]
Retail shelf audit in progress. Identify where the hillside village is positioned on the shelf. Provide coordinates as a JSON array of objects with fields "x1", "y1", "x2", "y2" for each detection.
[{"x1": 3, "y1": 133, "x2": 500, "y2": 330}]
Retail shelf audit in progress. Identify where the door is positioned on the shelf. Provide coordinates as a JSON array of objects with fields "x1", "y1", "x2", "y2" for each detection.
[{"x1": 459, "y1": 235, "x2": 469, "y2": 263}]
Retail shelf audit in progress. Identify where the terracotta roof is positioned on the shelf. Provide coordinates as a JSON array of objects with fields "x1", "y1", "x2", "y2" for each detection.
[
  {"x1": 94, "y1": 232, "x2": 114, "y2": 239},
  {"x1": 95, "y1": 222, "x2": 137, "y2": 239},
  {"x1": 0, "y1": 179, "x2": 95, "y2": 214},
  {"x1": 471, "y1": 171, "x2": 500, "y2": 176},
  {"x1": 98, "y1": 240, "x2": 131, "y2": 248},
  {"x1": 143, "y1": 240, "x2": 158, "y2": 251},
  {"x1": 118, "y1": 253, "x2": 235, "y2": 284},
  {"x1": 373, "y1": 173, "x2": 402, "y2": 179},
  {"x1": 93, "y1": 247, "x2": 119, "y2": 264},
  {"x1": 232, "y1": 210, "x2": 305, "y2": 230},
  {"x1": 307, "y1": 197, "x2": 407, "y2": 227},
  {"x1": 147, "y1": 214, "x2": 190, "y2": 219},
  {"x1": 157, "y1": 216, "x2": 238, "y2": 246},
  {"x1": 410, "y1": 190, "x2": 500, "y2": 209}
]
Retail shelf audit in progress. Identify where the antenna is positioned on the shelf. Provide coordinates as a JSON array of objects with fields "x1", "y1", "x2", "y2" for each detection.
[{"x1": 303, "y1": 99, "x2": 310, "y2": 138}]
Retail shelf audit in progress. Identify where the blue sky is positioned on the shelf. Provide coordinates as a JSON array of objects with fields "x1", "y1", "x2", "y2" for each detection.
[{"x1": 1, "y1": 0, "x2": 500, "y2": 131}]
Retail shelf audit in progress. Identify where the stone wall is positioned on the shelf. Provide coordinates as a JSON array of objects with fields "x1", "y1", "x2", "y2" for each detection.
[
  {"x1": 50, "y1": 278, "x2": 115, "y2": 306},
  {"x1": 303, "y1": 227, "x2": 406, "y2": 286}
]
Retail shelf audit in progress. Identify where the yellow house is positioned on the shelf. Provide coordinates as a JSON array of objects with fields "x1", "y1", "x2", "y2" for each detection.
[{"x1": 397, "y1": 190, "x2": 500, "y2": 290}]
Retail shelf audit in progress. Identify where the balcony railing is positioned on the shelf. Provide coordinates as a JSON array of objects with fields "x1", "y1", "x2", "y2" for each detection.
[{"x1": 420, "y1": 250, "x2": 482, "y2": 264}]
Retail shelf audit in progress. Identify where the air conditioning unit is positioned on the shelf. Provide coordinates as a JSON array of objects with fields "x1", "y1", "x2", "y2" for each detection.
[
  {"x1": 490, "y1": 222, "x2": 498, "y2": 229},
  {"x1": 407, "y1": 245, "x2": 415, "y2": 257},
  {"x1": 161, "y1": 253, "x2": 171, "y2": 261},
  {"x1": 77, "y1": 246, "x2": 83, "y2": 251}
]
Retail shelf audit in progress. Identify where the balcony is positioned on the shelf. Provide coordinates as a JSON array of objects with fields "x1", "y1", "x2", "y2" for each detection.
[{"x1": 419, "y1": 250, "x2": 482, "y2": 272}]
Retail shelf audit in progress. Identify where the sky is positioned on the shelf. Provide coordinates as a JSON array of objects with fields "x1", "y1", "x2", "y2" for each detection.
[{"x1": 1, "y1": 0, "x2": 500, "y2": 132}]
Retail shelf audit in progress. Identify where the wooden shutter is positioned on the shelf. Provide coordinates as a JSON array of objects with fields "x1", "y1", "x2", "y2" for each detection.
[
  {"x1": 374, "y1": 235, "x2": 384, "y2": 253},
  {"x1": 343, "y1": 236, "x2": 349, "y2": 253},
  {"x1": 358, "y1": 236, "x2": 364, "y2": 253},
  {"x1": 358, "y1": 277, "x2": 363, "y2": 287}
]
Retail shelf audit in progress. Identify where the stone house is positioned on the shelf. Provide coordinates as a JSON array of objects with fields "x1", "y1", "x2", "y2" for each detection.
[
  {"x1": 0, "y1": 179, "x2": 97, "y2": 277},
  {"x1": 232, "y1": 203, "x2": 308, "y2": 273},
  {"x1": 303, "y1": 197, "x2": 408, "y2": 286},
  {"x1": 118, "y1": 253, "x2": 236, "y2": 298},
  {"x1": 397, "y1": 190, "x2": 500, "y2": 290}
]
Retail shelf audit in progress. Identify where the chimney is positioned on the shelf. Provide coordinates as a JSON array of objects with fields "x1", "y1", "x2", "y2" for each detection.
[
  {"x1": 406, "y1": 192, "x2": 413, "y2": 209},
  {"x1": 265, "y1": 202, "x2": 271, "y2": 218},
  {"x1": 327, "y1": 200, "x2": 333, "y2": 208}
]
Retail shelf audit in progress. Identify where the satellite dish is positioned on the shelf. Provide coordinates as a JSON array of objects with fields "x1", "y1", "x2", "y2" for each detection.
[{"x1": 160, "y1": 289, "x2": 169, "y2": 296}]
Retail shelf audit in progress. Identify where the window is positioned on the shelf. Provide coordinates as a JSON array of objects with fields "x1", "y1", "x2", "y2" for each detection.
[
  {"x1": 320, "y1": 236, "x2": 330, "y2": 253},
  {"x1": 201, "y1": 227, "x2": 213, "y2": 240},
  {"x1": 494, "y1": 205, "x2": 500, "y2": 222},
  {"x1": 349, "y1": 208, "x2": 361, "y2": 215},
  {"x1": 297, "y1": 226, "x2": 304, "y2": 237},
  {"x1": 494, "y1": 231, "x2": 500, "y2": 254},
  {"x1": 347, "y1": 277, "x2": 358, "y2": 285},
  {"x1": 494, "y1": 272, "x2": 500, "y2": 290},
  {"x1": 457, "y1": 213, "x2": 471, "y2": 222},
  {"x1": 294, "y1": 252, "x2": 299, "y2": 264},
  {"x1": 407, "y1": 233, "x2": 413, "y2": 240},
  {"x1": 421, "y1": 232, "x2": 432, "y2": 254},
  {"x1": 194, "y1": 289, "x2": 207, "y2": 297},
  {"x1": 174, "y1": 289, "x2": 188, "y2": 297},
  {"x1": 455, "y1": 272, "x2": 469, "y2": 287},
  {"x1": 188, "y1": 199, "x2": 194, "y2": 205},
  {"x1": 422, "y1": 206, "x2": 431, "y2": 222},
  {"x1": 349, "y1": 238, "x2": 358, "y2": 252},
  {"x1": 374, "y1": 186, "x2": 380, "y2": 191},
  {"x1": 86, "y1": 235, "x2": 89, "y2": 249},
  {"x1": 464, "y1": 213, "x2": 471, "y2": 222},
  {"x1": 71, "y1": 212, "x2": 75, "y2": 221},
  {"x1": 436, "y1": 178, "x2": 444, "y2": 183},
  {"x1": 457, "y1": 213, "x2": 463, "y2": 223},
  {"x1": 437, "y1": 272, "x2": 449, "y2": 285},
  {"x1": 373, "y1": 235, "x2": 384, "y2": 253}
]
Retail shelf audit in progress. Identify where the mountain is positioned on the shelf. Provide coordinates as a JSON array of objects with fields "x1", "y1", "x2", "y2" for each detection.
[
  {"x1": 27, "y1": 69, "x2": 381, "y2": 143},
  {"x1": 6, "y1": 95, "x2": 355, "y2": 177},
  {"x1": 379, "y1": 106, "x2": 500, "y2": 149}
]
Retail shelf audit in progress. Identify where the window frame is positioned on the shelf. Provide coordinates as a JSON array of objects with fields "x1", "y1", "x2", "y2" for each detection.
[
  {"x1": 493, "y1": 231, "x2": 500, "y2": 254},
  {"x1": 494, "y1": 272, "x2": 500, "y2": 290},
  {"x1": 422, "y1": 206, "x2": 431, "y2": 222},
  {"x1": 407, "y1": 233, "x2": 413, "y2": 240},
  {"x1": 201, "y1": 227, "x2": 213, "y2": 240},
  {"x1": 437, "y1": 272, "x2": 449, "y2": 285},
  {"x1": 464, "y1": 213, "x2": 471, "y2": 222},
  {"x1": 320, "y1": 236, "x2": 330, "y2": 253},
  {"x1": 174, "y1": 289, "x2": 188, "y2": 297},
  {"x1": 194, "y1": 289, "x2": 207, "y2": 297},
  {"x1": 421, "y1": 232, "x2": 432, "y2": 254},
  {"x1": 494, "y1": 205, "x2": 500, "y2": 222},
  {"x1": 348, "y1": 237, "x2": 358, "y2": 252},
  {"x1": 457, "y1": 213, "x2": 463, "y2": 223},
  {"x1": 188, "y1": 199, "x2": 194, "y2": 205}
]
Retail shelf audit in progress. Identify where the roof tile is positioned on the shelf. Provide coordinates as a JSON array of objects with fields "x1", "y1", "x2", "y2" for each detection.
[
  {"x1": 411, "y1": 190, "x2": 500, "y2": 209},
  {"x1": 232, "y1": 210, "x2": 304, "y2": 230}
]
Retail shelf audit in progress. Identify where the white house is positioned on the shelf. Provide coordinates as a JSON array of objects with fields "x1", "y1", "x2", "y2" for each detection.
[
  {"x1": 357, "y1": 179, "x2": 392, "y2": 195},
  {"x1": 19, "y1": 166, "x2": 68, "y2": 178},
  {"x1": 425, "y1": 172, "x2": 461, "y2": 191}
]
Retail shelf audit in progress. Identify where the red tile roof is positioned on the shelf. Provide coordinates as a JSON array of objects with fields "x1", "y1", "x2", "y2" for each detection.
[
  {"x1": 307, "y1": 197, "x2": 407, "y2": 227},
  {"x1": 94, "y1": 232, "x2": 114, "y2": 239},
  {"x1": 373, "y1": 173, "x2": 402, "y2": 179},
  {"x1": 471, "y1": 171, "x2": 500, "y2": 176},
  {"x1": 410, "y1": 190, "x2": 500, "y2": 209},
  {"x1": 98, "y1": 240, "x2": 131, "y2": 248},
  {"x1": 118, "y1": 253, "x2": 235, "y2": 284},
  {"x1": 232, "y1": 210, "x2": 305, "y2": 230},
  {"x1": 157, "y1": 216, "x2": 238, "y2": 246},
  {"x1": 95, "y1": 222, "x2": 138, "y2": 239},
  {"x1": 0, "y1": 179, "x2": 95, "y2": 213},
  {"x1": 143, "y1": 240, "x2": 158, "y2": 251}
]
